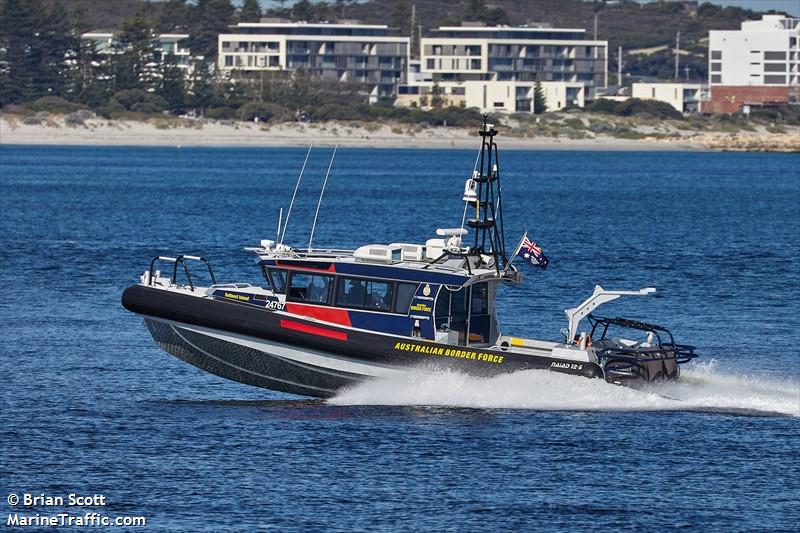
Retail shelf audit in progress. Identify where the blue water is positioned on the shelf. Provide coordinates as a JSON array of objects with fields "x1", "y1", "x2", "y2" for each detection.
[{"x1": 1, "y1": 144, "x2": 799, "y2": 531}]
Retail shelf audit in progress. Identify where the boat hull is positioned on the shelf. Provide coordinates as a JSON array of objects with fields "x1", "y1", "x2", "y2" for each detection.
[
  {"x1": 144, "y1": 318, "x2": 356, "y2": 397},
  {"x1": 124, "y1": 285, "x2": 616, "y2": 397}
]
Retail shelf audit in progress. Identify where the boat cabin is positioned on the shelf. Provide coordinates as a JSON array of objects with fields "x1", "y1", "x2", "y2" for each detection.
[{"x1": 257, "y1": 242, "x2": 503, "y2": 348}]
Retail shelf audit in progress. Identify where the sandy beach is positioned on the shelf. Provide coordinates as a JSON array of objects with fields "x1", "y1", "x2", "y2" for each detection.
[
  {"x1": 0, "y1": 115, "x2": 696, "y2": 150},
  {"x1": 2, "y1": 115, "x2": 798, "y2": 152}
]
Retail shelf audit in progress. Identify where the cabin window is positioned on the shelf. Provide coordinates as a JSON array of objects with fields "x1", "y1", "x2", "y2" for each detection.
[
  {"x1": 394, "y1": 283, "x2": 417, "y2": 314},
  {"x1": 263, "y1": 268, "x2": 287, "y2": 294},
  {"x1": 435, "y1": 286, "x2": 467, "y2": 341},
  {"x1": 468, "y1": 282, "x2": 491, "y2": 343},
  {"x1": 470, "y1": 283, "x2": 488, "y2": 315},
  {"x1": 435, "y1": 283, "x2": 490, "y2": 345},
  {"x1": 336, "y1": 277, "x2": 393, "y2": 312},
  {"x1": 287, "y1": 273, "x2": 333, "y2": 304}
]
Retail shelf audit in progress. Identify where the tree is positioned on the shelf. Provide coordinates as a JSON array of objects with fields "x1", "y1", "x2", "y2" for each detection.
[
  {"x1": 0, "y1": 0, "x2": 45, "y2": 103},
  {"x1": 188, "y1": 0, "x2": 234, "y2": 60},
  {"x1": 73, "y1": 39, "x2": 112, "y2": 107},
  {"x1": 391, "y1": 0, "x2": 411, "y2": 35},
  {"x1": 109, "y1": 13, "x2": 159, "y2": 92},
  {"x1": 464, "y1": 0, "x2": 487, "y2": 21},
  {"x1": 239, "y1": 0, "x2": 262, "y2": 22},
  {"x1": 431, "y1": 83, "x2": 444, "y2": 108},
  {"x1": 462, "y1": 0, "x2": 508, "y2": 25},
  {"x1": 186, "y1": 61, "x2": 216, "y2": 113},
  {"x1": 155, "y1": 0, "x2": 189, "y2": 33},
  {"x1": 292, "y1": 0, "x2": 314, "y2": 22},
  {"x1": 159, "y1": 60, "x2": 186, "y2": 110},
  {"x1": 533, "y1": 81, "x2": 547, "y2": 115}
]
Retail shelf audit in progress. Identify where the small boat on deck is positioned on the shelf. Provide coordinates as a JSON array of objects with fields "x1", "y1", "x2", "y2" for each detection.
[{"x1": 122, "y1": 121, "x2": 698, "y2": 397}]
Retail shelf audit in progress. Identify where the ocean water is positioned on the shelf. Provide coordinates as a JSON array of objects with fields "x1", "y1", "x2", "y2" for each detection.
[{"x1": 1, "y1": 144, "x2": 798, "y2": 531}]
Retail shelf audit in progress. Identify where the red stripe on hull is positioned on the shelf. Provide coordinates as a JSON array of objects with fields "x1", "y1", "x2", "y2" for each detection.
[
  {"x1": 279, "y1": 319, "x2": 348, "y2": 341},
  {"x1": 285, "y1": 303, "x2": 352, "y2": 327}
]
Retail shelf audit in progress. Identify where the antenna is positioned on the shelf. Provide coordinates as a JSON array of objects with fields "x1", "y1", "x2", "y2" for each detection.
[
  {"x1": 466, "y1": 116, "x2": 506, "y2": 273},
  {"x1": 280, "y1": 145, "x2": 312, "y2": 245},
  {"x1": 308, "y1": 145, "x2": 338, "y2": 252}
]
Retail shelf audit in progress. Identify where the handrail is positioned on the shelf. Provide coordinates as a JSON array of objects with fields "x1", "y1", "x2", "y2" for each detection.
[
  {"x1": 147, "y1": 254, "x2": 216, "y2": 292},
  {"x1": 178, "y1": 255, "x2": 216, "y2": 285}
]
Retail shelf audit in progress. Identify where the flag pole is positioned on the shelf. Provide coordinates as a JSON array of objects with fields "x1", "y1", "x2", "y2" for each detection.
[{"x1": 503, "y1": 230, "x2": 528, "y2": 274}]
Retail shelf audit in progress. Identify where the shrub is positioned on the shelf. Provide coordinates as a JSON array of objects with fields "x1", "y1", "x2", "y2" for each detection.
[
  {"x1": 613, "y1": 98, "x2": 683, "y2": 120},
  {"x1": 204, "y1": 107, "x2": 237, "y2": 120},
  {"x1": 65, "y1": 110, "x2": 95, "y2": 127},
  {"x1": 95, "y1": 99, "x2": 125, "y2": 119},
  {"x1": 111, "y1": 89, "x2": 167, "y2": 114},
  {"x1": 586, "y1": 98, "x2": 619, "y2": 114},
  {"x1": 0, "y1": 103, "x2": 29, "y2": 115},
  {"x1": 30, "y1": 96, "x2": 81, "y2": 114},
  {"x1": 23, "y1": 112, "x2": 50, "y2": 125},
  {"x1": 237, "y1": 101, "x2": 290, "y2": 122}
]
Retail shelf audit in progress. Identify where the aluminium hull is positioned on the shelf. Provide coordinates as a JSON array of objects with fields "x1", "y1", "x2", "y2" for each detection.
[{"x1": 123, "y1": 285, "x2": 655, "y2": 398}]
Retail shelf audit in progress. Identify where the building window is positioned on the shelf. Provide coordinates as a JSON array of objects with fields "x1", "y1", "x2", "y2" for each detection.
[
  {"x1": 764, "y1": 63, "x2": 786, "y2": 72},
  {"x1": 764, "y1": 75, "x2": 786, "y2": 84},
  {"x1": 711, "y1": 74, "x2": 721, "y2": 83},
  {"x1": 711, "y1": 62, "x2": 721, "y2": 72},
  {"x1": 224, "y1": 55, "x2": 233, "y2": 67},
  {"x1": 470, "y1": 59, "x2": 481, "y2": 70},
  {"x1": 493, "y1": 101, "x2": 504, "y2": 108},
  {"x1": 764, "y1": 51, "x2": 786, "y2": 60},
  {"x1": 426, "y1": 58, "x2": 435, "y2": 69},
  {"x1": 711, "y1": 50, "x2": 722, "y2": 60}
]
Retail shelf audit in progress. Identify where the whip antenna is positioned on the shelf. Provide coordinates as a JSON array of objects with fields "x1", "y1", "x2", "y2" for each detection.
[
  {"x1": 308, "y1": 145, "x2": 338, "y2": 252},
  {"x1": 280, "y1": 145, "x2": 312, "y2": 245}
]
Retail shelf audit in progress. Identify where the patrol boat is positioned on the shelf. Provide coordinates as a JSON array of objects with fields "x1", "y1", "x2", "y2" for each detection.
[{"x1": 121, "y1": 122, "x2": 698, "y2": 398}]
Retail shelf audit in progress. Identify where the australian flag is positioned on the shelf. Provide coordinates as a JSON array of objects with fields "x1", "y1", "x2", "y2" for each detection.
[{"x1": 516, "y1": 233, "x2": 549, "y2": 270}]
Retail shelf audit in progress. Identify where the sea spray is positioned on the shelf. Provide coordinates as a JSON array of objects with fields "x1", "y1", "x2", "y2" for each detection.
[{"x1": 329, "y1": 361, "x2": 799, "y2": 417}]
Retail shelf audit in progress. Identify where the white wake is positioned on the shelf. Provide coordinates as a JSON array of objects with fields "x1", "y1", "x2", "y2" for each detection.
[{"x1": 328, "y1": 360, "x2": 800, "y2": 417}]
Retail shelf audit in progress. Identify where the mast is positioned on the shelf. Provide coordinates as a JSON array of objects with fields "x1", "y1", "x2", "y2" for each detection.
[{"x1": 466, "y1": 116, "x2": 507, "y2": 272}]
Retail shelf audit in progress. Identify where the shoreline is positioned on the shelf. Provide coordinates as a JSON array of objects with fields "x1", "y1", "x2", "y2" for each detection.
[{"x1": 1, "y1": 116, "x2": 797, "y2": 152}]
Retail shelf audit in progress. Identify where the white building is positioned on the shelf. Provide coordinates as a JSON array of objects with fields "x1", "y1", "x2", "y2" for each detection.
[
  {"x1": 419, "y1": 24, "x2": 608, "y2": 96},
  {"x1": 217, "y1": 21, "x2": 409, "y2": 99},
  {"x1": 631, "y1": 82, "x2": 706, "y2": 113},
  {"x1": 708, "y1": 15, "x2": 799, "y2": 87},
  {"x1": 396, "y1": 80, "x2": 585, "y2": 113}
]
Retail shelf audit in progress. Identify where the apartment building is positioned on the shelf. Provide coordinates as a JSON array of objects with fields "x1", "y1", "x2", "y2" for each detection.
[
  {"x1": 217, "y1": 21, "x2": 409, "y2": 99},
  {"x1": 706, "y1": 15, "x2": 799, "y2": 113},
  {"x1": 396, "y1": 80, "x2": 585, "y2": 112},
  {"x1": 419, "y1": 24, "x2": 608, "y2": 94},
  {"x1": 631, "y1": 82, "x2": 706, "y2": 113}
]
